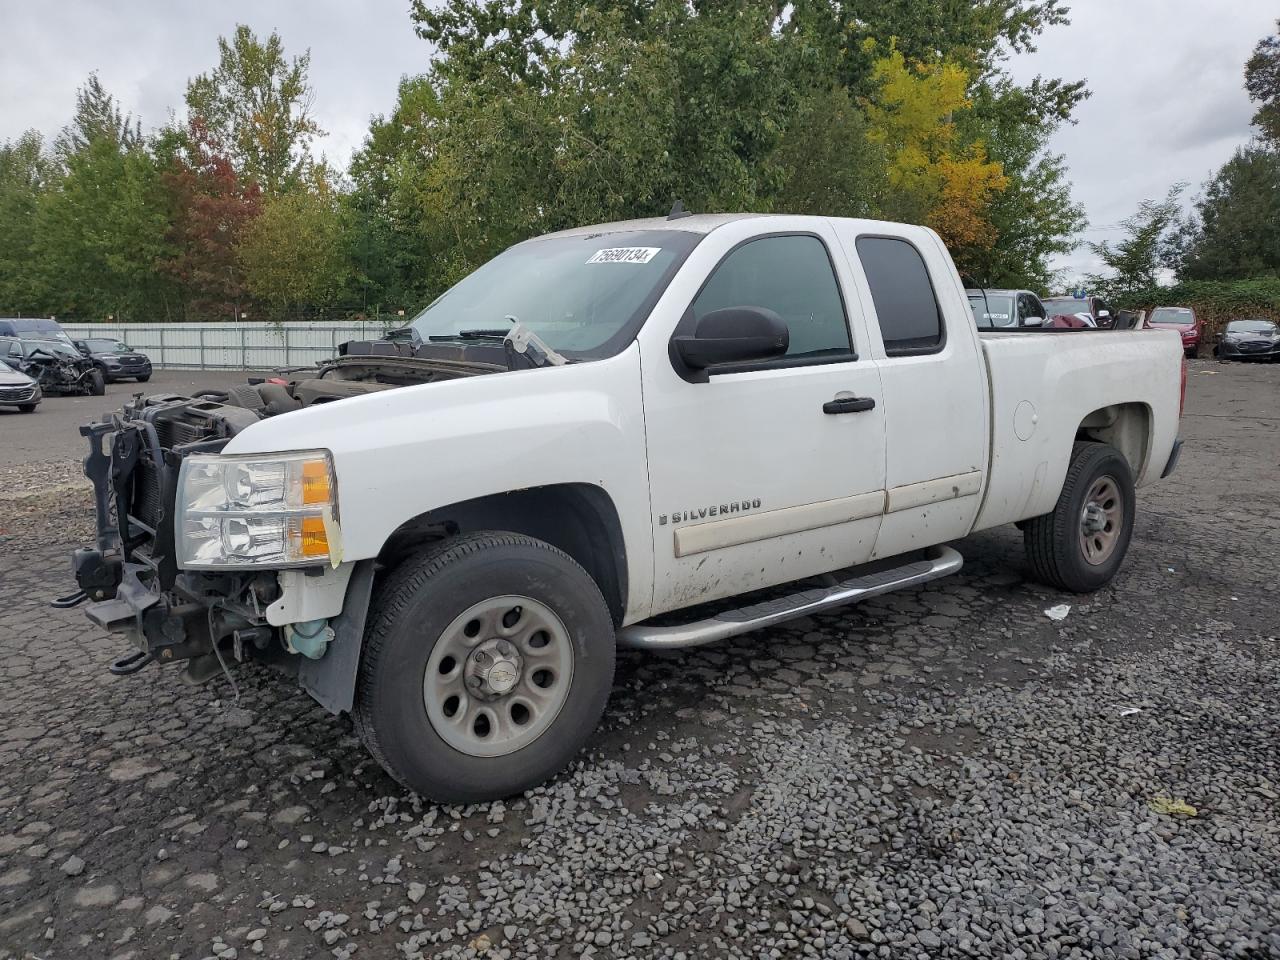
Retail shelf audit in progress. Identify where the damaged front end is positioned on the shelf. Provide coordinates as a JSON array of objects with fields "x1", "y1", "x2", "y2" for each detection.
[
  {"x1": 17, "y1": 344, "x2": 102, "y2": 396},
  {"x1": 73, "y1": 393, "x2": 287, "y2": 682},
  {"x1": 68, "y1": 341, "x2": 501, "y2": 707}
]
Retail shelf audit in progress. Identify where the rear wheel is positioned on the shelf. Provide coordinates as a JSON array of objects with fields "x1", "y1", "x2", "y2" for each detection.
[
  {"x1": 355, "y1": 532, "x2": 616, "y2": 803},
  {"x1": 88, "y1": 369, "x2": 105, "y2": 395},
  {"x1": 1024, "y1": 442, "x2": 1135, "y2": 593}
]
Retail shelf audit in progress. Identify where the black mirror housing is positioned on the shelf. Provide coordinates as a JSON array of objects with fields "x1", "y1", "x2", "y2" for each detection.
[{"x1": 673, "y1": 306, "x2": 789, "y2": 370}]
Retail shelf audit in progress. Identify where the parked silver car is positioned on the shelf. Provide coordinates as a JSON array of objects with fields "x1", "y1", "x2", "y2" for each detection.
[{"x1": 0, "y1": 357, "x2": 42, "y2": 412}]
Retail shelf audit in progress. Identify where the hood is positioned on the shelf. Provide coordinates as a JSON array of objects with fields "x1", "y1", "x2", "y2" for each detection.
[
  {"x1": 1225, "y1": 330, "x2": 1279, "y2": 340},
  {"x1": 0, "y1": 364, "x2": 35, "y2": 386}
]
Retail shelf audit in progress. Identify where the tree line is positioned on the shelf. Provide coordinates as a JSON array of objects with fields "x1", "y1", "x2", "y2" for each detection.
[{"x1": 11, "y1": 1, "x2": 1252, "y2": 325}]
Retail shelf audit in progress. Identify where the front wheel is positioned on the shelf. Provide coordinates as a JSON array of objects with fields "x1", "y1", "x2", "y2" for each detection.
[
  {"x1": 17, "y1": 403, "x2": 37, "y2": 413},
  {"x1": 1023, "y1": 442, "x2": 1135, "y2": 593},
  {"x1": 354, "y1": 532, "x2": 616, "y2": 803},
  {"x1": 88, "y1": 369, "x2": 105, "y2": 396},
  {"x1": 137, "y1": 374, "x2": 151, "y2": 382}
]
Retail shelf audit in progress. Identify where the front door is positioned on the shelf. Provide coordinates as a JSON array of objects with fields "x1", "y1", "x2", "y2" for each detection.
[{"x1": 640, "y1": 223, "x2": 888, "y2": 616}]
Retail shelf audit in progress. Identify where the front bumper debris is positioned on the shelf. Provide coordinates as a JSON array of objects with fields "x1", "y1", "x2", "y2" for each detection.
[{"x1": 72, "y1": 396, "x2": 279, "y2": 676}]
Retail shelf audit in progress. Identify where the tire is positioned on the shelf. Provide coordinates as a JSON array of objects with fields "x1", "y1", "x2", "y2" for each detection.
[
  {"x1": 88, "y1": 369, "x2": 105, "y2": 396},
  {"x1": 354, "y1": 531, "x2": 616, "y2": 803},
  {"x1": 137, "y1": 374, "x2": 151, "y2": 382},
  {"x1": 1023, "y1": 441, "x2": 1135, "y2": 593},
  {"x1": 17, "y1": 403, "x2": 37, "y2": 413}
]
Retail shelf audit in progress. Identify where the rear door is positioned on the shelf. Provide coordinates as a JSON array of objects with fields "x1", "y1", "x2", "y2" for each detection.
[
  {"x1": 830, "y1": 225, "x2": 988, "y2": 560},
  {"x1": 639, "y1": 219, "x2": 888, "y2": 615}
]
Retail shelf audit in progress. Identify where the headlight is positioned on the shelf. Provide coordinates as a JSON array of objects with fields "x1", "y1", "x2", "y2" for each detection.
[{"x1": 176, "y1": 450, "x2": 340, "y2": 569}]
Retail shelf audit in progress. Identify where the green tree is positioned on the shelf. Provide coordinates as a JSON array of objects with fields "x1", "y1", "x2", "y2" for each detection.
[
  {"x1": 960, "y1": 79, "x2": 1086, "y2": 288},
  {"x1": 55, "y1": 72, "x2": 142, "y2": 162},
  {"x1": 0, "y1": 131, "x2": 57, "y2": 313},
  {"x1": 392, "y1": 0, "x2": 1085, "y2": 294},
  {"x1": 186, "y1": 25, "x2": 322, "y2": 194},
  {"x1": 237, "y1": 180, "x2": 347, "y2": 317},
  {"x1": 773, "y1": 86, "x2": 884, "y2": 218},
  {"x1": 1245, "y1": 19, "x2": 1280, "y2": 142},
  {"x1": 344, "y1": 76, "x2": 444, "y2": 312},
  {"x1": 1086, "y1": 185, "x2": 1185, "y2": 297},
  {"x1": 32, "y1": 136, "x2": 176, "y2": 320},
  {"x1": 1179, "y1": 147, "x2": 1280, "y2": 281}
]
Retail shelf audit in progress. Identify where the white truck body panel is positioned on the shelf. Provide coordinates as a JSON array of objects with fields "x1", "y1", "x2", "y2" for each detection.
[
  {"x1": 224, "y1": 346, "x2": 657, "y2": 623},
  {"x1": 972, "y1": 329, "x2": 1182, "y2": 532}
]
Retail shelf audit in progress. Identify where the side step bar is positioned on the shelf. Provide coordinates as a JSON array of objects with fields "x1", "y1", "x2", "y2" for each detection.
[{"x1": 619, "y1": 544, "x2": 963, "y2": 650}]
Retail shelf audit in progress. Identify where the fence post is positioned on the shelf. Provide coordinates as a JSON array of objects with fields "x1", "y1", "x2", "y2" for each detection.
[
  {"x1": 198, "y1": 327, "x2": 206, "y2": 371},
  {"x1": 158, "y1": 326, "x2": 166, "y2": 369},
  {"x1": 240, "y1": 325, "x2": 247, "y2": 371}
]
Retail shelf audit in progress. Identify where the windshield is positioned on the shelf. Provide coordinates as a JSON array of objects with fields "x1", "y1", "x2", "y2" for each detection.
[
  {"x1": 968, "y1": 294, "x2": 1015, "y2": 328},
  {"x1": 1042, "y1": 298, "x2": 1088, "y2": 316},
  {"x1": 84, "y1": 338, "x2": 128, "y2": 352},
  {"x1": 1226, "y1": 319, "x2": 1277, "y2": 334},
  {"x1": 409, "y1": 230, "x2": 702, "y2": 357},
  {"x1": 1149, "y1": 308, "x2": 1193, "y2": 325}
]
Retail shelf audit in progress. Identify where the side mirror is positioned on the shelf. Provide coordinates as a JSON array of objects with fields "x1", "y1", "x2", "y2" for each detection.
[
  {"x1": 1021, "y1": 316, "x2": 1045, "y2": 327},
  {"x1": 673, "y1": 306, "x2": 788, "y2": 370},
  {"x1": 1097, "y1": 309, "x2": 1111, "y2": 319}
]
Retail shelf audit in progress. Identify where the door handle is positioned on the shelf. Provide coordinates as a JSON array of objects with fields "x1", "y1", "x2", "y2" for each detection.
[{"x1": 823, "y1": 396, "x2": 876, "y2": 415}]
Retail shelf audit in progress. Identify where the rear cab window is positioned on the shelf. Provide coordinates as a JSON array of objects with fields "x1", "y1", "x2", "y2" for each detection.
[{"x1": 855, "y1": 237, "x2": 944, "y2": 355}]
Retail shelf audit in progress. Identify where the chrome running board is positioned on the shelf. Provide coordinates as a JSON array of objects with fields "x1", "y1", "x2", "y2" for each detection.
[{"x1": 619, "y1": 544, "x2": 963, "y2": 649}]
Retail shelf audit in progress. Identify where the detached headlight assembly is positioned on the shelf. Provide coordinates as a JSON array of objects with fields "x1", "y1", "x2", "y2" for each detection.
[{"x1": 176, "y1": 450, "x2": 340, "y2": 569}]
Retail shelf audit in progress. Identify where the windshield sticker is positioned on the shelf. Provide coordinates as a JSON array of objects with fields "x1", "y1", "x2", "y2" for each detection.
[{"x1": 586, "y1": 247, "x2": 661, "y2": 265}]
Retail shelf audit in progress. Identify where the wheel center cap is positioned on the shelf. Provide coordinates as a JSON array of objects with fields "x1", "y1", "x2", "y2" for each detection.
[
  {"x1": 1082, "y1": 502, "x2": 1106, "y2": 533},
  {"x1": 485, "y1": 659, "x2": 520, "y2": 694},
  {"x1": 465, "y1": 638, "x2": 524, "y2": 699}
]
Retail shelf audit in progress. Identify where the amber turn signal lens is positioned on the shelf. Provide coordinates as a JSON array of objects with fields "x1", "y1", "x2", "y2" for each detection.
[
  {"x1": 301, "y1": 459, "x2": 331, "y2": 505},
  {"x1": 298, "y1": 516, "x2": 330, "y2": 557}
]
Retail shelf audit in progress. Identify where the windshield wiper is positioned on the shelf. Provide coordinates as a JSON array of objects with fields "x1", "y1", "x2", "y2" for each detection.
[{"x1": 427, "y1": 329, "x2": 511, "y2": 341}]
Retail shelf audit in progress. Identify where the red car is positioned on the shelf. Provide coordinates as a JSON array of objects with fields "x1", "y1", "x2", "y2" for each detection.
[{"x1": 1147, "y1": 306, "x2": 1200, "y2": 358}]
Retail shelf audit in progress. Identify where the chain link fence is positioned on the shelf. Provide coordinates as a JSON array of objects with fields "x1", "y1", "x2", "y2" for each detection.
[{"x1": 59, "y1": 320, "x2": 404, "y2": 370}]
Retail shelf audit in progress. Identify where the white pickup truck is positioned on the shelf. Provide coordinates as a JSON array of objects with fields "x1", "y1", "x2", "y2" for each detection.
[{"x1": 71, "y1": 213, "x2": 1185, "y2": 801}]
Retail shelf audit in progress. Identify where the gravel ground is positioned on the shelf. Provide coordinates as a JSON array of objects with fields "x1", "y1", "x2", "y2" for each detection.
[{"x1": 0, "y1": 359, "x2": 1277, "y2": 960}]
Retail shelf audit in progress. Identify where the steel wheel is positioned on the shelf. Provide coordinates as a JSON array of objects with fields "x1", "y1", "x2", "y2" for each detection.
[
  {"x1": 1079, "y1": 475, "x2": 1122, "y2": 565},
  {"x1": 423, "y1": 595, "x2": 575, "y2": 758}
]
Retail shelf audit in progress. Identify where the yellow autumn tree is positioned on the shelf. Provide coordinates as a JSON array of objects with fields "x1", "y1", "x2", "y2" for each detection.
[{"x1": 863, "y1": 40, "x2": 1008, "y2": 260}]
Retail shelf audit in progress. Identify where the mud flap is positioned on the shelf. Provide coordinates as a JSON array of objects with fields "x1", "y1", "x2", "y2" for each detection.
[{"x1": 297, "y1": 559, "x2": 376, "y2": 715}]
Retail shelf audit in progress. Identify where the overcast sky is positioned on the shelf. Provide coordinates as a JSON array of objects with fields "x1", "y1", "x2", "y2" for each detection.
[{"x1": 1, "y1": 0, "x2": 1274, "y2": 281}]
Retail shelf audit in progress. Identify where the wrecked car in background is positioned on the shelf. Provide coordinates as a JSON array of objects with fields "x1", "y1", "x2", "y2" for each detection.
[{"x1": 1, "y1": 336, "x2": 105, "y2": 396}]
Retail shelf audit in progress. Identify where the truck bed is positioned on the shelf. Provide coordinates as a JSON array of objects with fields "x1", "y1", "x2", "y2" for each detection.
[{"x1": 972, "y1": 328, "x2": 1183, "y2": 533}]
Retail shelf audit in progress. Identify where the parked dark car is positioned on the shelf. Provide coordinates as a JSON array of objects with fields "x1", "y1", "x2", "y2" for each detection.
[
  {"x1": 0, "y1": 336, "x2": 105, "y2": 395},
  {"x1": 1147, "y1": 306, "x2": 1201, "y2": 358},
  {"x1": 1215, "y1": 319, "x2": 1280, "y2": 361},
  {"x1": 73, "y1": 337, "x2": 152, "y2": 383},
  {"x1": 1042, "y1": 295, "x2": 1117, "y2": 329},
  {"x1": 0, "y1": 357, "x2": 41, "y2": 412}
]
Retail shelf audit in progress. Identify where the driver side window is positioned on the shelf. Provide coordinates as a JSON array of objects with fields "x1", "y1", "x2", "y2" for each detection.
[{"x1": 692, "y1": 235, "x2": 853, "y2": 359}]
